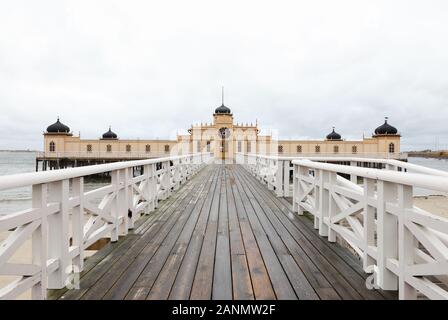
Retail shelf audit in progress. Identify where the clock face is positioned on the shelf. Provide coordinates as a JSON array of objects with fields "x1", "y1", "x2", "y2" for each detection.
[{"x1": 218, "y1": 127, "x2": 230, "y2": 139}]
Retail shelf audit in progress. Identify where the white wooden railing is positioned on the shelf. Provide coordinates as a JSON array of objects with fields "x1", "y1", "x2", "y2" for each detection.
[
  {"x1": 292, "y1": 159, "x2": 448, "y2": 300},
  {"x1": 0, "y1": 153, "x2": 210, "y2": 299},
  {"x1": 238, "y1": 153, "x2": 448, "y2": 299},
  {"x1": 236, "y1": 153, "x2": 445, "y2": 198}
]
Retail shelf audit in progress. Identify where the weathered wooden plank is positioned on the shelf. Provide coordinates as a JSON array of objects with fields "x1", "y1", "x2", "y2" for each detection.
[
  {"x1": 189, "y1": 167, "x2": 222, "y2": 299},
  {"x1": 229, "y1": 169, "x2": 297, "y2": 300},
  {"x1": 168, "y1": 166, "x2": 221, "y2": 300},
  {"x1": 232, "y1": 168, "x2": 320, "y2": 300},
  {"x1": 229, "y1": 172, "x2": 276, "y2": 300},
  {"x1": 225, "y1": 166, "x2": 254, "y2": 300},
  {"x1": 142, "y1": 167, "x2": 220, "y2": 300},
  {"x1": 212, "y1": 167, "x2": 233, "y2": 300}
]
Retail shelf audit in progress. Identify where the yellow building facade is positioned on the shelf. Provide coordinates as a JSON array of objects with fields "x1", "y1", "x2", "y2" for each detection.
[{"x1": 41, "y1": 103, "x2": 401, "y2": 167}]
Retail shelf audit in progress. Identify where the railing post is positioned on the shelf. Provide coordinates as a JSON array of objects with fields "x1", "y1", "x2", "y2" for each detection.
[
  {"x1": 144, "y1": 164, "x2": 155, "y2": 214},
  {"x1": 173, "y1": 159, "x2": 181, "y2": 190},
  {"x1": 318, "y1": 170, "x2": 329, "y2": 237},
  {"x1": 111, "y1": 169, "x2": 120, "y2": 242},
  {"x1": 362, "y1": 178, "x2": 376, "y2": 271},
  {"x1": 72, "y1": 177, "x2": 84, "y2": 272},
  {"x1": 350, "y1": 161, "x2": 357, "y2": 184},
  {"x1": 124, "y1": 167, "x2": 133, "y2": 230},
  {"x1": 377, "y1": 180, "x2": 398, "y2": 290},
  {"x1": 292, "y1": 164, "x2": 298, "y2": 213},
  {"x1": 275, "y1": 160, "x2": 284, "y2": 196},
  {"x1": 283, "y1": 160, "x2": 291, "y2": 197},
  {"x1": 397, "y1": 184, "x2": 417, "y2": 300},
  {"x1": 47, "y1": 179, "x2": 70, "y2": 289},
  {"x1": 327, "y1": 172, "x2": 337, "y2": 242},
  {"x1": 31, "y1": 184, "x2": 48, "y2": 299}
]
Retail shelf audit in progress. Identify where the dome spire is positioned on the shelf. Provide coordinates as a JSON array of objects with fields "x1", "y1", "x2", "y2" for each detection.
[
  {"x1": 326, "y1": 126, "x2": 342, "y2": 140},
  {"x1": 374, "y1": 117, "x2": 398, "y2": 135},
  {"x1": 214, "y1": 86, "x2": 231, "y2": 114}
]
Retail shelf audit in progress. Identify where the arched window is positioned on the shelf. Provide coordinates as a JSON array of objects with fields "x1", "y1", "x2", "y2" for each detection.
[
  {"x1": 315, "y1": 145, "x2": 320, "y2": 153},
  {"x1": 278, "y1": 145, "x2": 284, "y2": 153},
  {"x1": 333, "y1": 145, "x2": 339, "y2": 153},
  {"x1": 389, "y1": 143, "x2": 395, "y2": 153},
  {"x1": 106, "y1": 144, "x2": 112, "y2": 152},
  {"x1": 164, "y1": 145, "x2": 170, "y2": 153},
  {"x1": 49, "y1": 141, "x2": 55, "y2": 152},
  {"x1": 126, "y1": 144, "x2": 131, "y2": 152},
  {"x1": 352, "y1": 146, "x2": 357, "y2": 153},
  {"x1": 87, "y1": 144, "x2": 92, "y2": 152},
  {"x1": 146, "y1": 144, "x2": 151, "y2": 153},
  {"x1": 206, "y1": 141, "x2": 211, "y2": 152},
  {"x1": 297, "y1": 145, "x2": 302, "y2": 153}
]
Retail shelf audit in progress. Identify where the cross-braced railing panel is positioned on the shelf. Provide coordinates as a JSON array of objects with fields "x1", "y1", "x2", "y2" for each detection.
[
  {"x1": 292, "y1": 160, "x2": 448, "y2": 300},
  {"x1": 0, "y1": 153, "x2": 210, "y2": 299}
]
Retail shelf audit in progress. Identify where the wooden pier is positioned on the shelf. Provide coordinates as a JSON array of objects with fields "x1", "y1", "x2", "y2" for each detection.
[{"x1": 49, "y1": 165, "x2": 395, "y2": 300}]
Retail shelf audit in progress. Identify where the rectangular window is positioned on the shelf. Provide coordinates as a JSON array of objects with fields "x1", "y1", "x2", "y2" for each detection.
[
  {"x1": 247, "y1": 141, "x2": 251, "y2": 153},
  {"x1": 206, "y1": 141, "x2": 211, "y2": 152},
  {"x1": 165, "y1": 145, "x2": 170, "y2": 153},
  {"x1": 297, "y1": 145, "x2": 302, "y2": 153},
  {"x1": 238, "y1": 141, "x2": 242, "y2": 152},
  {"x1": 146, "y1": 144, "x2": 151, "y2": 152}
]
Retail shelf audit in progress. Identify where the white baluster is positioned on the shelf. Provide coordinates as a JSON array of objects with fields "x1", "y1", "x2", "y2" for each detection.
[
  {"x1": 31, "y1": 184, "x2": 48, "y2": 299},
  {"x1": 377, "y1": 180, "x2": 398, "y2": 290},
  {"x1": 72, "y1": 177, "x2": 84, "y2": 272},
  {"x1": 397, "y1": 184, "x2": 417, "y2": 299},
  {"x1": 47, "y1": 179, "x2": 70, "y2": 289}
]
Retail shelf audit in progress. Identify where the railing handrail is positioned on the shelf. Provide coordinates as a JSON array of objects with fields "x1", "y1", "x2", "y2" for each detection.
[
  {"x1": 237, "y1": 152, "x2": 448, "y2": 177},
  {"x1": 0, "y1": 153, "x2": 207, "y2": 191},
  {"x1": 237, "y1": 152, "x2": 405, "y2": 161},
  {"x1": 293, "y1": 159, "x2": 448, "y2": 192}
]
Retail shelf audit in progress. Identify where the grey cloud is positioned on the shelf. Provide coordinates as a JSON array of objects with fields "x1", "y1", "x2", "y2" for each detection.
[{"x1": 1, "y1": 0, "x2": 448, "y2": 151}]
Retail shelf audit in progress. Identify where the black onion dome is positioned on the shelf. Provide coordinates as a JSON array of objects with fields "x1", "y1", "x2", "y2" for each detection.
[
  {"x1": 102, "y1": 126, "x2": 118, "y2": 139},
  {"x1": 46, "y1": 117, "x2": 70, "y2": 133},
  {"x1": 214, "y1": 104, "x2": 231, "y2": 114},
  {"x1": 326, "y1": 127, "x2": 342, "y2": 140},
  {"x1": 374, "y1": 117, "x2": 398, "y2": 135}
]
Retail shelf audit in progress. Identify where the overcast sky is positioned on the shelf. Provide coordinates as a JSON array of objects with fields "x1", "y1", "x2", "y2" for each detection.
[{"x1": 1, "y1": 0, "x2": 447, "y2": 151}]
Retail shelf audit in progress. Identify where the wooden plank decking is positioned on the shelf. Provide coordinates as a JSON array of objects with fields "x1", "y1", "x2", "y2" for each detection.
[{"x1": 51, "y1": 164, "x2": 396, "y2": 300}]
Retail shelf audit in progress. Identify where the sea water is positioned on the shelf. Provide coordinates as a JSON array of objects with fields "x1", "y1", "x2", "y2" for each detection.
[{"x1": 1, "y1": 151, "x2": 448, "y2": 215}]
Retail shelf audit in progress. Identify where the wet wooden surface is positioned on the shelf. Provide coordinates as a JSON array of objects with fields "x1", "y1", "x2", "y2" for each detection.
[{"x1": 51, "y1": 165, "x2": 396, "y2": 300}]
